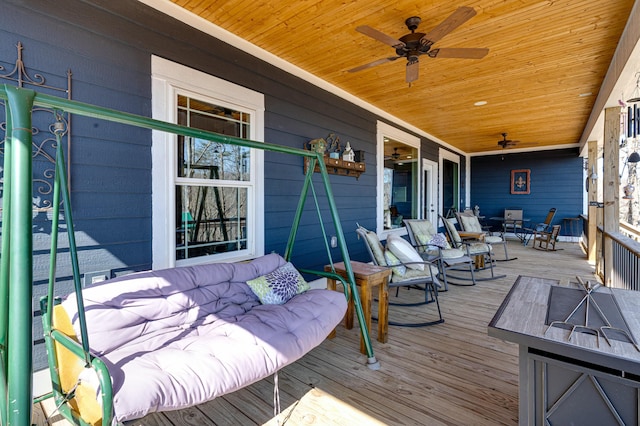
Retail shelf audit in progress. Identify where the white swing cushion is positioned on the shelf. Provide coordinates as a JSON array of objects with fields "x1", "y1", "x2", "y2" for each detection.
[{"x1": 60, "y1": 253, "x2": 347, "y2": 422}]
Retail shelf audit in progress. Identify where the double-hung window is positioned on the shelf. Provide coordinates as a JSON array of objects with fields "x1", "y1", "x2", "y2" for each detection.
[{"x1": 152, "y1": 57, "x2": 264, "y2": 268}]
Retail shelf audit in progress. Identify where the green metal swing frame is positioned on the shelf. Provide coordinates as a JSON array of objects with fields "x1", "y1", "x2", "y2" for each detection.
[{"x1": 0, "y1": 83, "x2": 377, "y2": 425}]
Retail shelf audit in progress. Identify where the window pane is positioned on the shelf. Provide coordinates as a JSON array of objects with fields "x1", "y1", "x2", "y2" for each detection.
[
  {"x1": 176, "y1": 185, "x2": 247, "y2": 260},
  {"x1": 177, "y1": 95, "x2": 250, "y2": 181},
  {"x1": 443, "y1": 158, "x2": 459, "y2": 216},
  {"x1": 383, "y1": 140, "x2": 418, "y2": 230},
  {"x1": 177, "y1": 136, "x2": 250, "y2": 181}
]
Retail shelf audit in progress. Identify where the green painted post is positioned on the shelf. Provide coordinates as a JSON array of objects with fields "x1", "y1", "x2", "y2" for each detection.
[
  {"x1": 5, "y1": 85, "x2": 35, "y2": 425},
  {"x1": 0, "y1": 103, "x2": 12, "y2": 426},
  {"x1": 312, "y1": 149, "x2": 379, "y2": 369},
  {"x1": 55, "y1": 130, "x2": 91, "y2": 359},
  {"x1": 283, "y1": 157, "x2": 316, "y2": 261}
]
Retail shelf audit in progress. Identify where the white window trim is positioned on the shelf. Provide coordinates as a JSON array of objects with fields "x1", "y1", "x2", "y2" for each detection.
[
  {"x1": 439, "y1": 148, "x2": 461, "y2": 219},
  {"x1": 151, "y1": 56, "x2": 264, "y2": 269},
  {"x1": 376, "y1": 121, "x2": 420, "y2": 238},
  {"x1": 464, "y1": 154, "x2": 471, "y2": 211}
]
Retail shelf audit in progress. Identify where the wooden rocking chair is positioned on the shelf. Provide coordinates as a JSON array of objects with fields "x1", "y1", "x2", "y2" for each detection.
[{"x1": 532, "y1": 224, "x2": 561, "y2": 251}]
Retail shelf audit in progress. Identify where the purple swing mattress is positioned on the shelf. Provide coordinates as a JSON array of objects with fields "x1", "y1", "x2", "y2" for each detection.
[{"x1": 60, "y1": 253, "x2": 347, "y2": 422}]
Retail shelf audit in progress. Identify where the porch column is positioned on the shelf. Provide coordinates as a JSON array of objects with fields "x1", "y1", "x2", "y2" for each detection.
[
  {"x1": 587, "y1": 140, "x2": 598, "y2": 264},
  {"x1": 603, "y1": 107, "x2": 620, "y2": 286},
  {"x1": 5, "y1": 86, "x2": 35, "y2": 424}
]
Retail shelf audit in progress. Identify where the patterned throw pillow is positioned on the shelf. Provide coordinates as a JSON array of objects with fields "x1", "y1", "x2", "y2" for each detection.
[
  {"x1": 246, "y1": 262, "x2": 310, "y2": 304},
  {"x1": 428, "y1": 233, "x2": 448, "y2": 249}
]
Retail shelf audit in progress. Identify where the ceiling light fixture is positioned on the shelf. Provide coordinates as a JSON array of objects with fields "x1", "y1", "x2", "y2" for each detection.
[{"x1": 474, "y1": 101, "x2": 487, "y2": 106}]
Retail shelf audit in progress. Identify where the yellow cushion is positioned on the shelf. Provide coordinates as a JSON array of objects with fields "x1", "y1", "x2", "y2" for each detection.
[{"x1": 53, "y1": 305, "x2": 103, "y2": 426}]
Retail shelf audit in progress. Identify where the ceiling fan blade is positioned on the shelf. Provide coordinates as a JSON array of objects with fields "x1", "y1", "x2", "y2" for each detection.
[
  {"x1": 428, "y1": 47, "x2": 489, "y2": 59},
  {"x1": 420, "y1": 6, "x2": 477, "y2": 46},
  {"x1": 406, "y1": 60, "x2": 419, "y2": 83},
  {"x1": 348, "y1": 56, "x2": 399, "y2": 73},
  {"x1": 498, "y1": 137, "x2": 520, "y2": 148},
  {"x1": 356, "y1": 25, "x2": 406, "y2": 48}
]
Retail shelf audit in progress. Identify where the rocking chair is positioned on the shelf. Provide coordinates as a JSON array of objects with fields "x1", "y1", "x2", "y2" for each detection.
[
  {"x1": 455, "y1": 211, "x2": 515, "y2": 261},
  {"x1": 356, "y1": 225, "x2": 444, "y2": 327},
  {"x1": 532, "y1": 224, "x2": 561, "y2": 251},
  {"x1": 403, "y1": 219, "x2": 477, "y2": 289},
  {"x1": 440, "y1": 215, "x2": 506, "y2": 281}
]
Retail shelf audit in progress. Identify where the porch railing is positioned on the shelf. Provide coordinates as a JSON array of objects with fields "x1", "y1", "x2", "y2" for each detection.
[
  {"x1": 584, "y1": 213, "x2": 640, "y2": 290},
  {"x1": 608, "y1": 229, "x2": 640, "y2": 290}
]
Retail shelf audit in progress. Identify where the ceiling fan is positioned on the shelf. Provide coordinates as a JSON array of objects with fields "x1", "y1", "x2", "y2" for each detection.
[
  {"x1": 498, "y1": 133, "x2": 519, "y2": 149},
  {"x1": 348, "y1": 6, "x2": 489, "y2": 83},
  {"x1": 385, "y1": 147, "x2": 401, "y2": 160}
]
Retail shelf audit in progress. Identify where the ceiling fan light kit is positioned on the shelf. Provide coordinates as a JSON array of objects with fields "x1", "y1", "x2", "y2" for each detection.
[{"x1": 349, "y1": 7, "x2": 489, "y2": 83}]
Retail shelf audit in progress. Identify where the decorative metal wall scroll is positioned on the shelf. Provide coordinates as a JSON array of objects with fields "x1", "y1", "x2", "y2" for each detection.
[{"x1": 0, "y1": 41, "x2": 72, "y2": 211}]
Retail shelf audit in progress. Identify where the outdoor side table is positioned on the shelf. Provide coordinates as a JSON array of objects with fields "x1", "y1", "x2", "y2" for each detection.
[
  {"x1": 325, "y1": 261, "x2": 391, "y2": 354},
  {"x1": 458, "y1": 231, "x2": 486, "y2": 269}
]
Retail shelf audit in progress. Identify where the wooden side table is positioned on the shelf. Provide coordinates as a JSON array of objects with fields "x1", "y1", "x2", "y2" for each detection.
[
  {"x1": 325, "y1": 261, "x2": 391, "y2": 354},
  {"x1": 458, "y1": 231, "x2": 486, "y2": 269}
]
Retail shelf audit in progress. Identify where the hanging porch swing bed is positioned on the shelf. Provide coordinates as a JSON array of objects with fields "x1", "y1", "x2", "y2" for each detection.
[{"x1": 0, "y1": 85, "x2": 376, "y2": 426}]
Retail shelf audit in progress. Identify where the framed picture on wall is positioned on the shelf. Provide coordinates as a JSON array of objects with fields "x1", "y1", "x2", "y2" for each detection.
[{"x1": 511, "y1": 169, "x2": 530, "y2": 194}]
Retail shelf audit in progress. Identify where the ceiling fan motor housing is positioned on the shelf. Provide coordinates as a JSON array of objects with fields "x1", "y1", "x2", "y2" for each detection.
[
  {"x1": 398, "y1": 32, "x2": 429, "y2": 56},
  {"x1": 405, "y1": 16, "x2": 421, "y2": 31}
]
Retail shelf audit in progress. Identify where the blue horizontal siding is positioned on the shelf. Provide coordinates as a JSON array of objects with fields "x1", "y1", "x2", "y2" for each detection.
[{"x1": 471, "y1": 149, "x2": 583, "y2": 234}]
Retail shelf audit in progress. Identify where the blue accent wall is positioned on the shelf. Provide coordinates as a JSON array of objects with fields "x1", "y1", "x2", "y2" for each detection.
[{"x1": 471, "y1": 148, "x2": 584, "y2": 235}]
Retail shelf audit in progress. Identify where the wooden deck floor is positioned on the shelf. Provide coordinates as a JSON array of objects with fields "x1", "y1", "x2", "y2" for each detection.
[{"x1": 37, "y1": 240, "x2": 596, "y2": 426}]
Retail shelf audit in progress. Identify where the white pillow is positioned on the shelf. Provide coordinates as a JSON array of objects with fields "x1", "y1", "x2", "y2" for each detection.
[{"x1": 386, "y1": 234, "x2": 424, "y2": 271}]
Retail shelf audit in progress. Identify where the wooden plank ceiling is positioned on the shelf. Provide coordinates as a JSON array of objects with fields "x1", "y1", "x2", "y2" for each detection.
[{"x1": 170, "y1": 0, "x2": 635, "y2": 154}]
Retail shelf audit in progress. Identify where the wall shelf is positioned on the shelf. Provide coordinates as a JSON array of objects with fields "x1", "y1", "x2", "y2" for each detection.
[{"x1": 304, "y1": 156, "x2": 365, "y2": 179}]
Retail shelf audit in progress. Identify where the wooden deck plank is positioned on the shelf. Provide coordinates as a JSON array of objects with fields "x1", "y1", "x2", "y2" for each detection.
[{"x1": 35, "y1": 241, "x2": 595, "y2": 425}]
